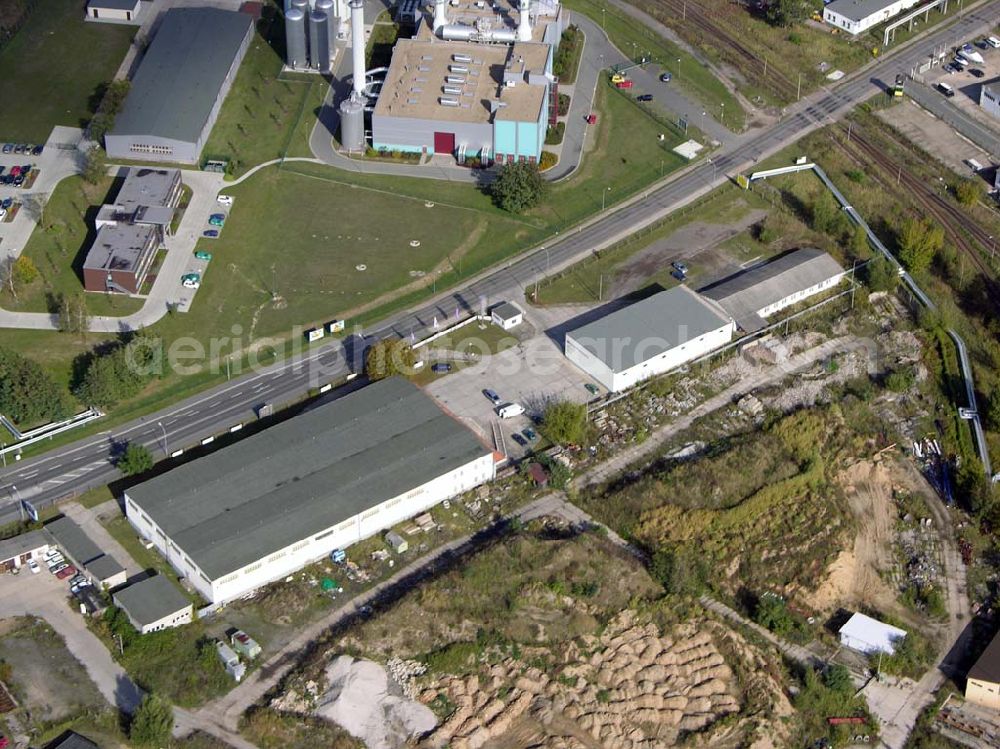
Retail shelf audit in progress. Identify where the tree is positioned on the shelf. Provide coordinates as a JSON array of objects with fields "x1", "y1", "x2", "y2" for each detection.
[
  {"x1": 753, "y1": 593, "x2": 795, "y2": 636},
  {"x1": 129, "y1": 693, "x2": 173, "y2": 747},
  {"x1": 118, "y1": 442, "x2": 154, "y2": 476},
  {"x1": 850, "y1": 225, "x2": 870, "y2": 259},
  {"x1": 58, "y1": 293, "x2": 91, "y2": 337},
  {"x1": 490, "y1": 161, "x2": 546, "y2": 213},
  {"x1": 0, "y1": 255, "x2": 41, "y2": 301},
  {"x1": 824, "y1": 664, "x2": 854, "y2": 694},
  {"x1": 0, "y1": 346, "x2": 69, "y2": 425},
  {"x1": 364, "y1": 338, "x2": 416, "y2": 380},
  {"x1": 986, "y1": 389, "x2": 1000, "y2": 432},
  {"x1": 649, "y1": 546, "x2": 703, "y2": 595},
  {"x1": 954, "y1": 178, "x2": 981, "y2": 207},
  {"x1": 809, "y1": 192, "x2": 845, "y2": 236},
  {"x1": 897, "y1": 218, "x2": 943, "y2": 274},
  {"x1": 73, "y1": 334, "x2": 161, "y2": 408},
  {"x1": 83, "y1": 146, "x2": 107, "y2": 185},
  {"x1": 541, "y1": 400, "x2": 588, "y2": 444},
  {"x1": 767, "y1": 0, "x2": 809, "y2": 26}
]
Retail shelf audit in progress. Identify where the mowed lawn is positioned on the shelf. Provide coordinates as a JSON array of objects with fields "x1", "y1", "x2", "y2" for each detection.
[
  {"x1": 165, "y1": 165, "x2": 493, "y2": 341},
  {"x1": 4, "y1": 174, "x2": 143, "y2": 317},
  {"x1": 0, "y1": 0, "x2": 134, "y2": 142},
  {"x1": 202, "y1": 12, "x2": 318, "y2": 175}
]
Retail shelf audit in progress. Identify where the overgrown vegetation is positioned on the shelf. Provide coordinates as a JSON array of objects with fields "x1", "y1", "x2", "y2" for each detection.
[
  {"x1": 540, "y1": 400, "x2": 588, "y2": 445},
  {"x1": 364, "y1": 339, "x2": 416, "y2": 380},
  {"x1": 552, "y1": 25, "x2": 583, "y2": 84},
  {"x1": 241, "y1": 707, "x2": 362, "y2": 749}
]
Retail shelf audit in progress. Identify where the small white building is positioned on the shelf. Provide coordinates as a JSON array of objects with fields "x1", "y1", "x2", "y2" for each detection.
[
  {"x1": 112, "y1": 575, "x2": 194, "y2": 634},
  {"x1": 564, "y1": 285, "x2": 735, "y2": 393},
  {"x1": 700, "y1": 248, "x2": 846, "y2": 332},
  {"x1": 491, "y1": 301, "x2": 524, "y2": 330},
  {"x1": 216, "y1": 641, "x2": 246, "y2": 682},
  {"x1": 86, "y1": 0, "x2": 142, "y2": 23},
  {"x1": 124, "y1": 377, "x2": 496, "y2": 604},
  {"x1": 980, "y1": 83, "x2": 1000, "y2": 120},
  {"x1": 823, "y1": 0, "x2": 922, "y2": 35},
  {"x1": 838, "y1": 612, "x2": 907, "y2": 655}
]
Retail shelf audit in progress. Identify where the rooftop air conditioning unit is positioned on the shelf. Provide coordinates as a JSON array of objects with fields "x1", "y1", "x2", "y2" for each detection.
[
  {"x1": 452, "y1": 53, "x2": 473, "y2": 62},
  {"x1": 449, "y1": 65, "x2": 469, "y2": 73},
  {"x1": 439, "y1": 97, "x2": 460, "y2": 106}
]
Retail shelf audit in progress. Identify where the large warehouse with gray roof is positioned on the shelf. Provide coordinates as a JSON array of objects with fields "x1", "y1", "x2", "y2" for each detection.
[
  {"x1": 105, "y1": 7, "x2": 254, "y2": 163},
  {"x1": 123, "y1": 377, "x2": 496, "y2": 604}
]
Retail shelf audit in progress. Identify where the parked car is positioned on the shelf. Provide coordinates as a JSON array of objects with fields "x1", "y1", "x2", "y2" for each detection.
[
  {"x1": 976, "y1": 38, "x2": 991, "y2": 49},
  {"x1": 69, "y1": 574, "x2": 87, "y2": 587},
  {"x1": 989, "y1": 36, "x2": 1000, "y2": 49},
  {"x1": 13, "y1": 175, "x2": 23, "y2": 187},
  {"x1": 209, "y1": 212, "x2": 226, "y2": 223},
  {"x1": 943, "y1": 63, "x2": 959, "y2": 74},
  {"x1": 194, "y1": 250, "x2": 213, "y2": 261},
  {"x1": 9, "y1": 166, "x2": 21, "y2": 178},
  {"x1": 937, "y1": 81, "x2": 956, "y2": 97},
  {"x1": 672, "y1": 268, "x2": 687, "y2": 281},
  {"x1": 497, "y1": 402, "x2": 525, "y2": 419},
  {"x1": 55, "y1": 565, "x2": 77, "y2": 580},
  {"x1": 181, "y1": 273, "x2": 201, "y2": 289},
  {"x1": 970, "y1": 67, "x2": 985, "y2": 78},
  {"x1": 0, "y1": 209, "x2": 6, "y2": 222},
  {"x1": 483, "y1": 388, "x2": 501, "y2": 404},
  {"x1": 636, "y1": 93, "x2": 654, "y2": 102},
  {"x1": 50, "y1": 561, "x2": 68, "y2": 573},
  {"x1": 13, "y1": 144, "x2": 23, "y2": 154},
  {"x1": 31, "y1": 145, "x2": 42, "y2": 155},
  {"x1": 1, "y1": 198, "x2": 11, "y2": 210},
  {"x1": 27, "y1": 559, "x2": 40, "y2": 574},
  {"x1": 71, "y1": 579, "x2": 92, "y2": 593},
  {"x1": 47, "y1": 556, "x2": 65, "y2": 570},
  {"x1": 202, "y1": 229, "x2": 219, "y2": 238},
  {"x1": 217, "y1": 195, "x2": 233, "y2": 206},
  {"x1": 522, "y1": 427, "x2": 537, "y2": 441},
  {"x1": 659, "y1": 71, "x2": 672, "y2": 83},
  {"x1": 44, "y1": 548, "x2": 61, "y2": 561},
  {"x1": 585, "y1": 383, "x2": 600, "y2": 395},
  {"x1": 672, "y1": 260, "x2": 688, "y2": 274},
  {"x1": 511, "y1": 433, "x2": 528, "y2": 446},
  {"x1": 1, "y1": 143, "x2": 12, "y2": 154},
  {"x1": 431, "y1": 362, "x2": 452, "y2": 373}
]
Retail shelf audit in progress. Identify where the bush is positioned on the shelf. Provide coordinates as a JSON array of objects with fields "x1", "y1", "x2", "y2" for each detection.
[
  {"x1": 130, "y1": 694, "x2": 173, "y2": 747},
  {"x1": 539, "y1": 151, "x2": 558, "y2": 171},
  {"x1": 557, "y1": 93, "x2": 571, "y2": 117},
  {"x1": 753, "y1": 593, "x2": 796, "y2": 636},
  {"x1": 862, "y1": 256, "x2": 898, "y2": 292},
  {"x1": 364, "y1": 339, "x2": 416, "y2": 380},
  {"x1": 545, "y1": 122, "x2": 565, "y2": 145},
  {"x1": 541, "y1": 400, "x2": 588, "y2": 444},
  {"x1": 954, "y1": 177, "x2": 981, "y2": 207},
  {"x1": 884, "y1": 366, "x2": 916, "y2": 393},
  {"x1": 552, "y1": 26, "x2": 582, "y2": 82}
]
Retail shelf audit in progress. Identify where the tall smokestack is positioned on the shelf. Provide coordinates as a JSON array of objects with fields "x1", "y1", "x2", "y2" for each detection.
[
  {"x1": 350, "y1": 0, "x2": 365, "y2": 96},
  {"x1": 433, "y1": 0, "x2": 447, "y2": 32},
  {"x1": 517, "y1": 0, "x2": 531, "y2": 42}
]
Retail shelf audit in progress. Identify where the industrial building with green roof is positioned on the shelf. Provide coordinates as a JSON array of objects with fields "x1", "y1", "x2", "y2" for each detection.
[
  {"x1": 123, "y1": 377, "x2": 496, "y2": 604},
  {"x1": 105, "y1": 7, "x2": 254, "y2": 163}
]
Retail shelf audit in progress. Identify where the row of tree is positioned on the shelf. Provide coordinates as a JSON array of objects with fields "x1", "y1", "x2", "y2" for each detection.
[
  {"x1": 73, "y1": 334, "x2": 161, "y2": 409},
  {"x1": 0, "y1": 346, "x2": 69, "y2": 426}
]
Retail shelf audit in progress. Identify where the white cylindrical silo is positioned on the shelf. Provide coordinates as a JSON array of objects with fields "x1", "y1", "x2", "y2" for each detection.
[
  {"x1": 291, "y1": 0, "x2": 309, "y2": 12},
  {"x1": 285, "y1": 8, "x2": 308, "y2": 69},
  {"x1": 349, "y1": 0, "x2": 365, "y2": 95},
  {"x1": 315, "y1": 0, "x2": 337, "y2": 54},
  {"x1": 309, "y1": 9, "x2": 331, "y2": 72},
  {"x1": 517, "y1": 0, "x2": 532, "y2": 41},
  {"x1": 340, "y1": 95, "x2": 365, "y2": 150}
]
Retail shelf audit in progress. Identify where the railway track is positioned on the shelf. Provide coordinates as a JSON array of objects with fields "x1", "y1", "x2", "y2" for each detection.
[
  {"x1": 838, "y1": 125, "x2": 1000, "y2": 309},
  {"x1": 651, "y1": 0, "x2": 799, "y2": 102}
]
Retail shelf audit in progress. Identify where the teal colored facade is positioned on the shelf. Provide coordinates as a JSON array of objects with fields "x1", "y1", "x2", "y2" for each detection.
[{"x1": 492, "y1": 92, "x2": 547, "y2": 164}]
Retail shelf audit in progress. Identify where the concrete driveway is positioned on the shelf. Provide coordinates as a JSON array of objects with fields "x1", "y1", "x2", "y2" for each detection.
[{"x1": 0, "y1": 568, "x2": 143, "y2": 714}]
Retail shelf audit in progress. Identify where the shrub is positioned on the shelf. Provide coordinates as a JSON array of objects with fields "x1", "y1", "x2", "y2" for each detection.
[
  {"x1": 541, "y1": 400, "x2": 587, "y2": 444},
  {"x1": 365, "y1": 339, "x2": 416, "y2": 380},
  {"x1": 557, "y1": 93, "x2": 571, "y2": 117},
  {"x1": 884, "y1": 366, "x2": 915, "y2": 393},
  {"x1": 539, "y1": 151, "x2": 558, "y2": 171},
  {"x1": 130, "y1": 694, "x2": 173, "y2": 747},
  {"x1": 862, "y1": 255, "x2": 898, "y2": 292},
  {"x1": 954, "y1": 177, "x2": 981, "y2": 207},
  {"x1": 545, "y1": 122, "x2": 565, "y2": 145}
]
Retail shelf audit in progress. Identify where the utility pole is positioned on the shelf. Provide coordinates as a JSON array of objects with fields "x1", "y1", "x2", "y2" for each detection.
[
  {"x1": 990, "y1": 234, "x2": 995, "y2": 262},
  {"x1": 598, "y1": 274, "x2": 603, "y2": 302},
  {"x1": 847, "y1": 120, "x2": 853, "y2": 142},
  {"x1": 850, "y1": 259, "x2": 859, "y2": 310},
  {"x1": 797, "y1": 73, "x2": 801, "y2": 101},
  {"x1": 897, "y1": 165, "x2": 902, "y2": 185}
]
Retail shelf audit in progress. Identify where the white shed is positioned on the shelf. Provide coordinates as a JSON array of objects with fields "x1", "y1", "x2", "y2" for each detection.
[
  {"x1": 87, "y1": 0, "x2": 142, "y2": 23},
  {"x1": 838, "y1": 612, "x2": 907, "y2": 655},
  {"x1": 491, "y1": 302, "x2": 524, "y2": 330}
]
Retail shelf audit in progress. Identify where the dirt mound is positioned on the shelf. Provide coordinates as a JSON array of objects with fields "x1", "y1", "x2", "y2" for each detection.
[
  {"x1": 418, "y1": 613, "x2": 743, "y2": 749},
  {"x1": 806, "y1": 459, "x2": 902, "y2": 615}
]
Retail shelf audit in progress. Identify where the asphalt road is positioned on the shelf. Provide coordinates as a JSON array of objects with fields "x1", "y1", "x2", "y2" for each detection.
[{"x1": 2, "y1": 1, "x2": 998, "y2": 523}]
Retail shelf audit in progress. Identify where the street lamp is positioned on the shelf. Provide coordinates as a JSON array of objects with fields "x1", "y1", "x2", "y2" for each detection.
[
  {"x1": 676, "y1": 57, "x2": 681, "y2": 80},
  {"x1": 700, "y1": 110, "x2": 706, "y2": 134},
  {"x1": 601, "y1": 186, "x2": 611, "y2": 211},
  {"x1": 157, "y1": 421, "x2": 168, "y2": 457},
  {"x1": 720, "y1": 102, "x2": 724, "y2": 125},
  {"x1": 601, "y1": 6, "x2": 605, "y2": 29},
  {"x1": 990, "y1": 235, "x2": 996, "y2": 262}
]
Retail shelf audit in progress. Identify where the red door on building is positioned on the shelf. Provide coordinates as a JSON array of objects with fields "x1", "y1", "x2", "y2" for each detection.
[{"x1": 433, "y1": 131, "x2": 456, "y2": 155}]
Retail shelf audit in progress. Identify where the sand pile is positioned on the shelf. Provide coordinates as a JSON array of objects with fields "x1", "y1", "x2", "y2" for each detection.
[{"x1": 317, "y1": 655, "x2": 437, "y2": 749}]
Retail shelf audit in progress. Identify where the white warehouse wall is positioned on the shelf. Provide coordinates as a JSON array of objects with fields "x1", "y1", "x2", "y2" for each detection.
[
  {"x1": 124, "y1": 451, "x2": 496, "y2": 604},
  {"x1": 757, "y1": 274, "x2": 845, "y2": 318}
]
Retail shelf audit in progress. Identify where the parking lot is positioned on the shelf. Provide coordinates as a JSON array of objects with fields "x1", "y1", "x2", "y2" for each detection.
[
  {"x1": 925, "y1": 36, "x2": 1000, "y2": 127},
  {"x1": 424, "y1": 306, "x2": 604, "y2": 458}
]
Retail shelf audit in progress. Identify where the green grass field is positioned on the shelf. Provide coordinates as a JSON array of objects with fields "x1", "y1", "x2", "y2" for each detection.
[
  {"x1": 2, "y1": 174, "x2": 144, "y2": 317},
  {"x1": 565, "y1": 0, "x2": 743, "y2": 125},
  {"x1": 202, "y1": 15, "x2": 319, "y2": 175},
  {"x1": 0, "y1": 0, "x2": 134, "y2": 142}
]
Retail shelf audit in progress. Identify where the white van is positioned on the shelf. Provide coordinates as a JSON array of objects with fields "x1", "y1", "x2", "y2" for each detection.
[
  {"x1": 497, "y1": 402, "x2": 525, "y2": 419},
  {"x1": 966, "y1": 158, "x2": 984, "y2": 172},
  {"x1": 217, "y1": 195, "x2": 234, "y2": 206},
  {"x1": 937, "y1": 82, "x2": 955, "y2": 98},
  {"x1": 988, "y1": 36, "x2": 1000, "y2": 49}
]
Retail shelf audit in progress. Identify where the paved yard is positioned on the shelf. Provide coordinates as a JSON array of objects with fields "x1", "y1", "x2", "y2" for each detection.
[{"x1": 424, "y1": 308, "x2": 604, "y2": 457}]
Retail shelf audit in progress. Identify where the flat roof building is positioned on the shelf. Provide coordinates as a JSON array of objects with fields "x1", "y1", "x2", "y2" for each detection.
[
  {"x1": 82, "y1": 223, "x2": 159, "y2": 295},
  {"x1": 372, "y1": 37, "x2": 554, "y2": 163},
  {"x1": 86, "y1": 0, "x2": 142, "y2": 24},
  {"x1": 564, "y1": 285, "x2": 735, "y2": 393},
  {"x1": 45, "y1": 731, "x2": 100, "y2": 749},
  {"x1": 124, "y1": 377, "x2": 496, "y2": 604},
  {"x1": 823, "y1": 0, "x2": 922, "y2": 34},
  {"x1": 85, "y1": 553, "x2": 127, "y2": 590},
  {"x1": 966, "y1": 631, "x2": 1000, "y2": 710},
  {"x1": 112, "y1": 575, "x2": 193, "y2": 634},
  {"x1": 46, "y1": 516, "x2": 104, "y2": 568},
  {"x1": 700, "y1": 248, "x2": 846, "y2": 332},
  {"x1": 105, "y1": 8, "x2": 254, "y2": 163},
  {"x1": 491, "y1": 301, "x2": 523, "y2": 329},
  {"x1": 981, "y1": 81, "x2": 1000, "y2": 120}
]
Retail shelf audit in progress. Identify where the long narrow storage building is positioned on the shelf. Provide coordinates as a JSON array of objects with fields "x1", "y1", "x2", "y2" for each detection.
[{"x1": 124, "y1": 377, "x2": 496, "y2": 604}]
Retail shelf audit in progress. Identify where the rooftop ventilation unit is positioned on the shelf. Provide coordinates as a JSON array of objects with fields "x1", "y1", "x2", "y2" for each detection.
[
  {"x1": 422, "y1": 55, "x2": 434, "y2": 60},
  {"x1": 418, "y1": 65, "x2": 431, "y2": 72},
  {"x1": 442, "y1": 85, "x2": 462, "y2": 94},
  {"x1": 439, "y1": 97, "x2": 460, "y2": 106},
  {"x1": 449, "y1": 65, "x2": 469, "y2": 73},
  {"x1": 407, "y1": 98, "x2": 419, "y2": 104},
  {"x1": 452, "y1": 53, "x2": 472, "y2": 62},
  {"x1": 410, "y1": 87, "x2": 424, "y2": 93},
  {"x1": 446, "y1": 75, "x2": 466, "y2": 84}
]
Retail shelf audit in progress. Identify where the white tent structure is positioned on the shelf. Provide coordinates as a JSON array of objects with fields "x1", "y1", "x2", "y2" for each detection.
[{"x1": 838, "y1": 612, "x2": 907, "y2": 655}]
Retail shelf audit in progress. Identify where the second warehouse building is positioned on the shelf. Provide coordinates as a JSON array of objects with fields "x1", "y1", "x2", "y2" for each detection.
[{"x1": 123, "y1": 377, "x2": 496, "y2": 604}]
